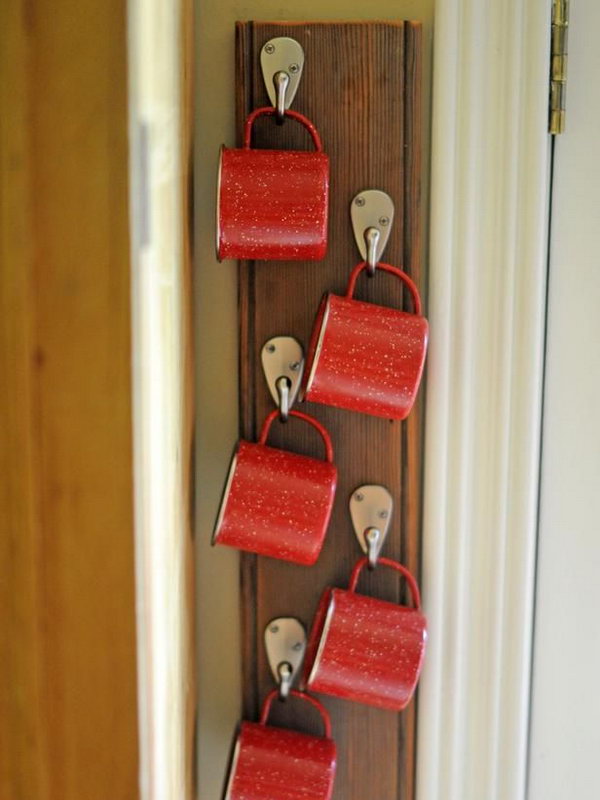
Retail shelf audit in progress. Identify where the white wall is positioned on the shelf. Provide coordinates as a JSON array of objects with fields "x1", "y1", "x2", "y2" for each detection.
[
  {"x1": 194, "y1": 3, "x2": 433, "y2": 797},
  {"x1": 528, "y1": 1, "x2": 600, "y2": 796}
]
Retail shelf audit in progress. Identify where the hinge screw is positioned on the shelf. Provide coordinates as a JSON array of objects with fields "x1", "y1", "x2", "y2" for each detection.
[
  {"x1": 289, "y1": 63, "x2": 299, "y2": 74},
  {"x1": 266, "y1": 343, "x2": 276, "y2": 353},
  {"x1": 379, "y1": 216, "x2": 390, "y2": 226},
  {"x1": 355, "y1": 492, "x2": 364, "y2": 502},
  {"x1": 264, "y1": 43, "x2": 275, "y2": 54},
  {"x1": 355, "y1": 196, "x2": 366, "y2": 207}
]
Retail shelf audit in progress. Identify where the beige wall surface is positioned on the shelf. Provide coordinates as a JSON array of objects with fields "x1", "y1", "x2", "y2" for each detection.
[{"x1": 194, "y1": 2, "x2": 432, "y2": 796}]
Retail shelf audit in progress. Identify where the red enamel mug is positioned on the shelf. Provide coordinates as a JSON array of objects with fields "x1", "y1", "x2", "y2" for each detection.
[
  {"x1": 213, "y1": 410, "x2": 337, "y2": 565},
  {"x1": 217, "y1": 107, "x2": 329, "y2": 262},
  {"x1": 223, "y1": 689, "x2": 337, "y2": 800},
  {"x1": 303, "y1": 557, "x2": 427, "y2": 711},
  {"x1": 302, "y1": 262, "x2": 428, "y2": 419}
]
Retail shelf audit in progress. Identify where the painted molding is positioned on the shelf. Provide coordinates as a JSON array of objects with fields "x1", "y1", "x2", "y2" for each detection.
[
  {"x1": 417, "y1": 2, "x2": 551, "y2": 799},
  {"x1": 127, "y1": 1, "x2": 195, "y2": 798}
]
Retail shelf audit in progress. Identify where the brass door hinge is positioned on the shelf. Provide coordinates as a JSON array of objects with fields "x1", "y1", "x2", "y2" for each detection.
[{"x1": 549, "y1": 0, "x2": 569, "y2": 134}]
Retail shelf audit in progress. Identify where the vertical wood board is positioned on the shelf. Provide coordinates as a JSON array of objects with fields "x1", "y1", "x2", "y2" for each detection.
[{"x1": 236, "y1": 21, "x2": 423, "y2": 800}]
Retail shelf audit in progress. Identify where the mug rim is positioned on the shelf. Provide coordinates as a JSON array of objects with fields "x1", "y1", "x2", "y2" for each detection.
[
  {"x1": 211, "y1": 444, "x2": 239, "y2": 545},
  {"x1": 222, "y1": 726, "x2": 242, "y2": 800},
  {"x1": 302, "y1": 293, "x2": 331, "y2": 399},
  {"x1": 304, "y1": 588, "x2": 337, "y2": 688},
  {"x1": 215, "y1": 145, "x2": 224, "y2": 261}
]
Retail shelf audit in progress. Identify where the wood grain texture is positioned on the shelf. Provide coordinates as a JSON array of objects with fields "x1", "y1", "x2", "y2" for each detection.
[
  {"x1": 236, "y1": 22, "x2": 423, "y2": 800},
  {"x1": 0, "y1": 1, "x2": 139, "y2": 798}
]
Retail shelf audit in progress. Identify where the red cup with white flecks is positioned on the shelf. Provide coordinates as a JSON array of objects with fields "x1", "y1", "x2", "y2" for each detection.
[
  {"x1": 212, "y1": 409, "x2": 337, "y2": 565},
  {"x1": 303, "y1": 557, "x2": 427, "y2": 711},
  {"x1": 301, "y1": 261, "x2": 428, "y2": 419},
  {"x1": 223, "y1": 689, "x2": 337, "y2": 800},
  {"x1": 217, "y1": 107, "x2": 329, "y2": 262}
]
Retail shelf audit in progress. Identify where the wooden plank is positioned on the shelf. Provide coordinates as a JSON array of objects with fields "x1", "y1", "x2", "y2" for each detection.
[
  {"x1": 236, "y1": 21, "x2": 423, "y2": 799},
  {"x1": 0, "y1": 1, "x2": 139, "y2": 798}
]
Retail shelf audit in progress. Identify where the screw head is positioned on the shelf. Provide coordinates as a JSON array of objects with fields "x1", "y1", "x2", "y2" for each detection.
[
  {"x1": 292, "y1": 641, "x2": 303, "y2": 651},
  {"x1": 378, "y1": 509, "x2": 389, "y2": 519},
  {"x1": 264, "y1": 43, "x2": 275, "y2": 54},
  {"x1": 355, "y1": 492, "x2": 364, "y2": 502},
  {"x1": 266, "y1": 343, "x2": 276, "y2": 353},
  {"x1": 379, "y1": 216, "x2": 390, "y2": 226},
  {"x1": 355, "y1": 196, "x2": 366, "y2": 207},
  {"x1": 269, "y1": 624, "x2": 279, "y2": 634},
  {"x1": 289, "y1": 63, "x2": 299, "y2": 74},
  {"x1": 289, "y1": 361, "x2": 301, "y2": 371}
]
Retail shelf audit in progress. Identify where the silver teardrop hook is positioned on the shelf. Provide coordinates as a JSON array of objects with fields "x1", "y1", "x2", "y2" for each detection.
[
  {"x1": 261, "y1": 38, "x2": 305, "y2": 119},
  {"x1": 349, "y1": 485, "x2": 394, "y2": 568},
  {"x1": 264, "y1": 618, "x2": 307, "y2": 700},
  {"x1": 351, "y1": 190, "x2": 395, "y2": 274},
  {"x1": 261, "y1": 336, "x2": 304, "y2": 421}
]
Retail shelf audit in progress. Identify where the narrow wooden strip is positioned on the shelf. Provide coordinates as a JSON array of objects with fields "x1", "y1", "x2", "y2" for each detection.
[{"x1": 235, "y1": 22, "x2": 423, "y2": 799}]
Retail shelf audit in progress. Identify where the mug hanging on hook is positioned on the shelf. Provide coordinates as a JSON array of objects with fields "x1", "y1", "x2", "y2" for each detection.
[
  {"x1": 303, "y1": 557, "x2": 427, "y2": 711},
  {"x1": 216, "y1": 36, "x2": 329, "y2": 262},
  {"x1": 301, "y1": 261, "x2": 428, "y2": 419},
  {"x1": 222, "y1": 688, "x2": 337, "y2": 800},
  {"x1": 212, "y1": 409, "x2": 337, "y2": 565}
]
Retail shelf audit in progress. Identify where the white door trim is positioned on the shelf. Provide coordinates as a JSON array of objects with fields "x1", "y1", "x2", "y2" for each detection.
[
  {"x1": 128, "y1": 1, "x2": 194, "y2": 797},
  {"x1": 417, "y1": 2, "x2": 551, "y2": 798}
]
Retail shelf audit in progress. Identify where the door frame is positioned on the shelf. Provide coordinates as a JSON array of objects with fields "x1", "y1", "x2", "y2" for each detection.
[{"x1": 417, "y1": 1, "x2": 552, "y2": 798}]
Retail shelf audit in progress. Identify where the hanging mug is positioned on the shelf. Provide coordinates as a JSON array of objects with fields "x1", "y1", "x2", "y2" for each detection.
[
  {"x1": 303, "y1": 557, "x2": 427, "y2": 711},
  {"x1": 217, "y1": 107, "x2": 329, "y2": 262},
  {"x1": 223, "y1": 689, "x2": 337, "y2": 800},
  {"x1": 301, "y1": 262, "x2": 428, "y2": 419},
  {"x1": 213, "y1": 409, "x2": 337, "y2": 565}
]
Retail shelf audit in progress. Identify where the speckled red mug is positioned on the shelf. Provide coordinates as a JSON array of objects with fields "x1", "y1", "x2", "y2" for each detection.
[
  {"x1": 223, "y1": 689, "x2": 337, "y2": 800},
  {"x1": 212, "y1": 409, "x2": 337, "y2": 565},
  {"x1": 302, "y1": 262, "x2": 428, "y2": 419},
  {"x1": 303, "y1": 557, "x2": 427, "y2": 711},
  {"x1": 217, "y1": 107, "x2": 329, "y2": 262}
]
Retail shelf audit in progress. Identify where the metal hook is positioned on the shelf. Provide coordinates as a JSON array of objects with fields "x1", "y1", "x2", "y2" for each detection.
[
  {"x1": 349, "y1": 485, "x2": 393, "y2": 567},
  {"x1": 277, "y1": 662, "x2": 293, "y2": 700},
  {"x1": 351, "y1": 191, "x2": 395, "y2": 273},
  {"x1": 261, "y1": 337, "x2": 304, "y2": 418},
  {"x1": 276, "y1": 375, "x2": 291, "y2": 421},
  {"x1": 261, "y1": 38, "x2": 305, "y2": 118},
  {"x1": 264, "y1": 617, "x2": 306, "y2": 701},
  {"x1": 273, "y1": 71, "x2": 290, "y2": 124},
  {"x1": 364, "y1": 526, "x2": 381, "y2": 569},
  {"x1": 364, "y1": 226, "x2": 381, "y2": 276}
]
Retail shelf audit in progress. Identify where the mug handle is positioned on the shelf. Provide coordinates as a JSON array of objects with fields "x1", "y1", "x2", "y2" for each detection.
[
  {"x1": 345, "y1": 261, "x2": 423, "y2": 316},
  {"x1": 243, "y1": 107, "x2": 323, "y2": 152},
  {"x1": 348, "y1": 556, "x2": 422, "y2": 611},
  {"x1": 259, "y1": 409, "x2": 334, "y2": 463},
  {"x1": 260, "y1": 688, "x2": 333, "y2": 739}
]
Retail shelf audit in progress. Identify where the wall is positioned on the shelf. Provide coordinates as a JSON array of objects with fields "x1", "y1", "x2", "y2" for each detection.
[
  {"x1": 194, "y1": 1, "x2": 433, "y2": 796},
  {"x1": 528, "y1": 0, "x2": 600, "y2": 795}
]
